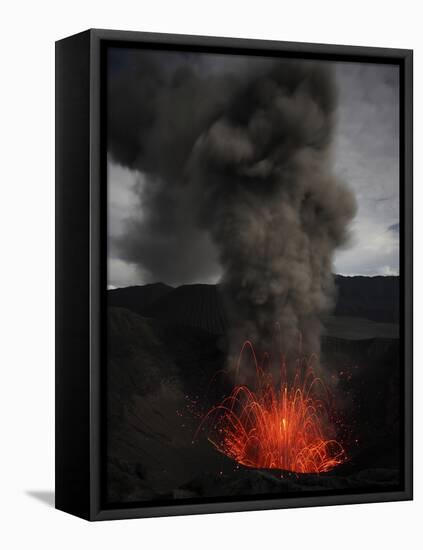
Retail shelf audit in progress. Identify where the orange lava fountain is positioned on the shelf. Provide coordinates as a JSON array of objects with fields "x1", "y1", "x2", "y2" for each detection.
[{"x1": 196, "y1": 341, "x2": 346, "y2": 474}]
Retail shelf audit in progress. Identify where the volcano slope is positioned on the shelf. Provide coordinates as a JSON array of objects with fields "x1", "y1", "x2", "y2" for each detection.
[{"x1": 106, "y1": 277, "x2": 401, "y2": 504}]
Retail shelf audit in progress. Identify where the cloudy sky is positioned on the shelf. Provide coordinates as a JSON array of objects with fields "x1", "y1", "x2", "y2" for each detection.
[{"x1": 107, "y1": 50, "x2": 399, "y2": 288}]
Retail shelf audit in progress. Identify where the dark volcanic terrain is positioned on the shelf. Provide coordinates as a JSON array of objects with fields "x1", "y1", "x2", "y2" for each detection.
[
  {"x1": 106, "y1": 276, "x2": 401, "y2": 504},
  {"x1": 108, "y1": 276, "x2": 399, "y2": 338}
]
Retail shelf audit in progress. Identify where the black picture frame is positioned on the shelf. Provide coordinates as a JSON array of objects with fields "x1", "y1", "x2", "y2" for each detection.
[{"x1": 55, "y1": 28, "x2": 413, "y2": 521}]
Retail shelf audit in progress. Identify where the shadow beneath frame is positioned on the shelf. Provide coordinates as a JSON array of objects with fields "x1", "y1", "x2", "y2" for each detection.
[{"x1": 26, "y1": 490, "x2": 55, "y2": 508}]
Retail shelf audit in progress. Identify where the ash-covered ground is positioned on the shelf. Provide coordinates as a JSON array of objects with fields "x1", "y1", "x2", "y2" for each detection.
[{"x1": 106, "y1": 277, "x2": 401, "y2": 504}]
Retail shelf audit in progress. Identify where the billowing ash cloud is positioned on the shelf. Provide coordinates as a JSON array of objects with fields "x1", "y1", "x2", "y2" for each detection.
[
  {"x1": 107, "y1": 50, "x2": 249, "y2": 286},
  {"x1": 108, "y1": 51, "x2": 356, "y2": 361}
]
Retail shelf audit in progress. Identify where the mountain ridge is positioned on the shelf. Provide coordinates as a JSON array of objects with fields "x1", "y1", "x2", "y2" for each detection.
[{"x1": 108, "y1": 276, "x2": 399, "y2": 336}]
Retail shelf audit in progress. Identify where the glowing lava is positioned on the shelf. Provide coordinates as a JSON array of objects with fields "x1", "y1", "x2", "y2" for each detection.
[{"x1": 196, "y1": 341, "x2": 346, "y2": 474}]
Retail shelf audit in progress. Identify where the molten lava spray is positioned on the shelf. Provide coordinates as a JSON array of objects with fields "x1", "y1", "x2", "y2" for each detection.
[{"x1": 197, "y1": 341, "x2": 346, "y2": 474}]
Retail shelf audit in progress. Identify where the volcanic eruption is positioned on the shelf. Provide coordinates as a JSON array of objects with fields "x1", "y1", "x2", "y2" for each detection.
[
  {"x1": 188, "y1": 61, "x2": 356, "y2": 472},
  {"x1": 196, "y1": 340, "x2": 346, "y2": 474},
  {"x1": 108, "y1": 54, "x2": 356, "y2": 474}
]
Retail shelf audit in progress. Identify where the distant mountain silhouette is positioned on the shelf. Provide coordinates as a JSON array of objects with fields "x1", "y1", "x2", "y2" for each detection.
[
  {"x1": 334, "y1": 275, "x2": 399, "y2": 323},
  {"x1": 108, "y1": 282, "x2": 173, "y2": 317},
  {"x1": 107, "y1": 276, "x2": 399, "y2": 336},
  {"x1": 145, "y1": 284, "x2": 227, "y2": 334},
  {"x1": 109, "y1": 283, "x2": 226, "y2": 334}
]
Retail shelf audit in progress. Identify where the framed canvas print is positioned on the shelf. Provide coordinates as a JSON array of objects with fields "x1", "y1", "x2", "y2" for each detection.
[{"x1": 55, "y1": 29, "x2": 413, "y2": 521}]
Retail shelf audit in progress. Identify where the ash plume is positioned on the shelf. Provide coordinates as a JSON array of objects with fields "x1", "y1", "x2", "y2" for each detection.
[
  {"x1": 108, "y1": 51, "x2": 356, "y2": 364},
  {"x1": 107, "y1": 50, "x2": 247, "y2": 286}
]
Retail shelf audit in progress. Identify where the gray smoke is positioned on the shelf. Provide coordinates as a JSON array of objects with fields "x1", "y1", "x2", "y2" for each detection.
[
  {"x1": 108, "y1": 50, "x2": 249, "y2": 286},
  {"x1": 108, "y1": 51, "x2": 356, "y2": 362}
]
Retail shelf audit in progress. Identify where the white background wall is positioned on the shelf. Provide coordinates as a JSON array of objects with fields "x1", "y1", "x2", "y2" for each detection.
[{"x1": 0, "y1": 1, "x2": 420, "y2": 548}]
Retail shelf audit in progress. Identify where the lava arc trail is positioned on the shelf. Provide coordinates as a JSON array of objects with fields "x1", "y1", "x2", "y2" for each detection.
[{"x1": 196, "y1": 341, "x2": 346, "y2": 474}]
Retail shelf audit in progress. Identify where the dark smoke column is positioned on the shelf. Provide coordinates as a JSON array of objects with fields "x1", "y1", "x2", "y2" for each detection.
[
  {"x1": 189, "y1": 61, "x2": 357, "y2": 362},
  {"x1": 108, "y1": 53, "x2": 356, "y2": 366}
]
